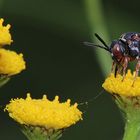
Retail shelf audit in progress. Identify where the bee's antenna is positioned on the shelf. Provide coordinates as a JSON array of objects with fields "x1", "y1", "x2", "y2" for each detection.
[
  {"x1": 94, "y1": 33, "x2": 110, "y2": 50},
  {"x1": 84, "y1": 41, "x2": 111, "y2": 52}
]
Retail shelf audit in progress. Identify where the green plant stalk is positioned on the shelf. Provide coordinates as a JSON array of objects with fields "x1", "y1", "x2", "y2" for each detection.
[
  {"x1": 84, "y1": 0, "x2": 112, "y2": 76},
  {"x1": 123, "y1": 120, "x2": 140, "y2": 140},
  {"x1": 115, "y1": 96, "x2": 140, "y2": 140},
  {"x1": 122, "y1": 108, "x2": 140, "y2": 140}
]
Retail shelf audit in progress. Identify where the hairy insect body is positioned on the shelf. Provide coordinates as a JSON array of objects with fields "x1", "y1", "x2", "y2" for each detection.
[
  {"x1": 120, "y1": 32, "x2": 140, "y2": 59},
  {"x1": 84, "y1": 32, "x2": 140, "y2": 84},
  {"x1": 110, "y1": 32, "x2": 140, "y2": 81}
]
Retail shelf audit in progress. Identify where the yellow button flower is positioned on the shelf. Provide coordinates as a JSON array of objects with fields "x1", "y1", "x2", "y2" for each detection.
[
  {"x1": 0, "y1": 18, "x2": 13, "y2": 46},
  {"x1": 5, "y1": 93, "x2": 82, "y2": 129},
  {"x1": 103, "y1": 70, "x2": 140, "y2": 140},
  {"x1": 0, "y1": 49, "x2": 25, "y2": 75},
  {"x1": 102, "y1": 70, "x2": 140, "y2": 97}
]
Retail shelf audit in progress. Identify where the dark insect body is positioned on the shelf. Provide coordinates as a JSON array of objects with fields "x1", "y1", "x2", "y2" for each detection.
[{"x1": 84, "y1": 32, "x2": 140, "y2": 84}]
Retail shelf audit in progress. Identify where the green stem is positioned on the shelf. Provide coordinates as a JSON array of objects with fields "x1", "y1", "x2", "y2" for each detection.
[
  {"x1": 84, "y1": 0, "x2": 112, "y2": 76},
  {"x1": 123, "y1": 120, "x2": 140, "y2": 140},
  {"x1": 114, "y1": 96, "x2": 140, "y2": 140}
]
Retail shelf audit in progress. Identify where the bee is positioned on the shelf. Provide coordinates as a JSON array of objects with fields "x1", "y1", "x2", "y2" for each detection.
[{"x1": 84, "y1": 32, "x2": 140, "y2": 83}]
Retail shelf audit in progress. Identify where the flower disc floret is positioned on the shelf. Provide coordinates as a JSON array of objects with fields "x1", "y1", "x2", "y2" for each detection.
[
  {"x1": 0, "y1": 49, "x2": 26, "y2": 75},
  {"x1": 102, "y1": 70, "x2": 140, "y2": 96},
  {"x1": 5, "y1": 93, "x2": 82, "y2": 129},
  {"x1": 0, "y1": 18, "x2": 13, "y2": 46}
]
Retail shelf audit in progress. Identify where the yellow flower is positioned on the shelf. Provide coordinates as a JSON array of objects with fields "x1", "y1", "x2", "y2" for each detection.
[
  {"x1": 103, "y1": 70, "x2": 140, "y2": 140},
  {"x1": 0, "y1": 18, "x2": 13, "y2": 46},
  {"x1": 102, "y1": 70, "x2": 140, "y2": 96},
  {"x1": 5, "y1": 93, "x2": 82, "y2": 130},
  {"x1": 0, "y1": 49, "x2": 25, "y2": 75}
]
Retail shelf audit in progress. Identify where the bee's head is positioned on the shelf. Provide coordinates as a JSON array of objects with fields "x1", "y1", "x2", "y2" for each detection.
[{"x1": 110, "y1": 40, "x2": 127, "y2": 60}]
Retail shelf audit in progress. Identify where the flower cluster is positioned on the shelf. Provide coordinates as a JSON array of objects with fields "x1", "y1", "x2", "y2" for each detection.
[
  {"x1": 0, "y1": 18, "x2": 25, "y2": 76},
  {"x1": 102, "y1": 70, "x2": 140, "y2": 96},
  {"x1": 3, "y1": 17, "x2": 140, "y2": 140},
  {"x1": 0, "y1": 18, "x2": 13, "y2": 46},
  {"x1": 102, "y1": 70, "x2": 140, "y2": 140},
  {"x1": 6, "y1": 93, "x2": 82, "y2": 129},
  {"x1": 0, "y1": 18, "x2": 82, "y2": 140}
]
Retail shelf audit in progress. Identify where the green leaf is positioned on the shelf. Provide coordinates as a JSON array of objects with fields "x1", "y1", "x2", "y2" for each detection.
[{"x1": 0, "y1": 75, "x2": 10, "y2": 87}]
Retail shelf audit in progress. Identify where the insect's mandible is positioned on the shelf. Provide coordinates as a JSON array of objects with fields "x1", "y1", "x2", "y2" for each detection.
[{"x1": 84, "y1": 32, "x2": 140, "y2": 84}]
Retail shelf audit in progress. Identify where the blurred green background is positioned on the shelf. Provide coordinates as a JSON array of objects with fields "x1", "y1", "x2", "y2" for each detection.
[{"x1": 0, "y1": 0, "x2": 139, "y2": 139}]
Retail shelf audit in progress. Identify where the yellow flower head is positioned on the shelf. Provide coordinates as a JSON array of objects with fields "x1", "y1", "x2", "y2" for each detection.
[
  {"x1": 102, "y1": 70, "x2": 140, "y2": 97},
  {"x1": 0, "y1": 18, "x2": 13, "y2": 46},
  {"x1": 0, "y1": 49, "x2": 26, "y2": 75},
  {"x1": 5, "y1": 93, "x2": 82, "y2": 129}
]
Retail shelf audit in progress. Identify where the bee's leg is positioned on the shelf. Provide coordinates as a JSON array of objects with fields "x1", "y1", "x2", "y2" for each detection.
[
  {"x1": 133, "y1": 58, "x2": 140, "y2": 86},
  {"x1": 114, "y1": 63, "x2": 122, "y2": 77},
  {"x1": 114, "y1": 64, "x2": 118, "y2": 77},
  {"x1": 118, "y1": 67, "x2": 123, "y2": 76},
  {"x1": 111, "y1": 61, "x2": 115, "y2": 73},
  {"x1": 122, "y1": 57, "x2": 129, "y2": 81},
  {"x1": 116, "y1": 58, "x2": 124, "y2": 75}
]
